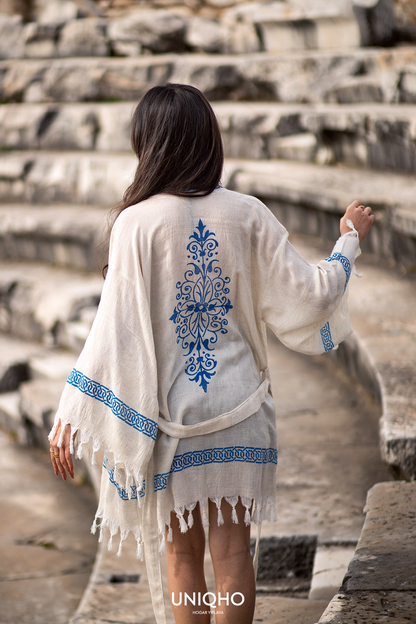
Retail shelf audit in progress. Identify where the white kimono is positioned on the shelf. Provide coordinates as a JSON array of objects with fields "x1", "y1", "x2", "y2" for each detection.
[{"x1": 50, "y1": 187, "x2": 360, "y2": 622}]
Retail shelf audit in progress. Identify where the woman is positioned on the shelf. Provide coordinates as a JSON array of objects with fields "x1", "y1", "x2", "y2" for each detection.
[{"x1": 49, "y1": 83, "x2": 374, "y2": 624}]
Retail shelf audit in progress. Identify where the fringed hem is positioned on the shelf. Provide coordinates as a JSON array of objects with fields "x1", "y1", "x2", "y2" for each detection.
[
  {"x1": 91, "y1": 508, "x2": 146, "y2": 559},
  {"x1": 163, "y1": 494, "x2": 276, "y2": 551},
  {"x1": 48, "y1": 417, "x2": 146, "y2": 503},
  {"x1": 91, "y1": 494, "x2": 277, "y2": 561}
]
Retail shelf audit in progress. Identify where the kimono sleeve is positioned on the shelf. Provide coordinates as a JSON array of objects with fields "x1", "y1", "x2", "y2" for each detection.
[
  {"x1": 259, "y1": 213, "x2": 360, "y2": 355},
  {"x1": 50, "y1": 208, "x2": 159, "y2": 487}
]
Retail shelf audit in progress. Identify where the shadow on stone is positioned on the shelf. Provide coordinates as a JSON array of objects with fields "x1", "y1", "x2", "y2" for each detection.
[{"x1": 251, "y1": 535, "x2": 317, "y2": 592}]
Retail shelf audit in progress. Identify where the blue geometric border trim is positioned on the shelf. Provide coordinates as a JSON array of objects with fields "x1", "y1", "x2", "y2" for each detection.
[
  {"x1": 325, "y1": 252, "x2": 351, "y2": 291},
  {"x1": 320, "y1": 322, "x2": 335, "y2": 352},
  {"x1": 103, "y1": 459, "x2": 145, "y2": 501},
  {"x1": 154, "y1": 446, "x2": 278, "y2": 492},
  {"x1": 67, "y1": 368, "x2": 158, "y2": 440}
]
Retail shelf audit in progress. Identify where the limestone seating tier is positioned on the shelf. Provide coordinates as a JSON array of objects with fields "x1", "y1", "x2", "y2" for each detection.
[
  {"x1": 2, "y1": 46, "x2": 416, "y2": 105},
  {"x1": 225, "y1": 159, "x2": 416, "y2": 268},
  {"x1": 0, "y1": 334, "x2": 78, "y2": 441},
  {"x1": 0, "y1": 151, "x2": 134, "y2": 205},
  {"x1": 0, "y1": 0, "x2": 397, "y2": 61},
  {"x1": 0, "y1": 204, "x2": 108, "y2": 270},
  {"x1": 5, "y1": 101, "x2": 416, "y2": 175},
  {"x1": 317, "y1": 482, "x2": 416, "y2": 623},
  {"x1": 0, "y1": 153, "x2": 415, "y2": 267},
  {"x1": 289, "y1": 235, "x2": 416, "y2": 484},
  {"x1": 0, "y1": 261, "x2": 102, "y2": 348}
]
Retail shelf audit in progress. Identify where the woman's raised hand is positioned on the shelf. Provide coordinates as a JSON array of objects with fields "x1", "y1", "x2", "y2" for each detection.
[
  {"x1": 340, "y1": 200, "x2": 375, "y2": 242},
  {"x1": 49, "y1": 421, "x2": 75, "y2": 481}
]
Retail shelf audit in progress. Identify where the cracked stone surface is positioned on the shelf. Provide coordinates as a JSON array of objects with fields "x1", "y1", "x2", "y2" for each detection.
[
  {"x1": 319, "y1": 590, "x2": 416, "y2": 624},
  {"x1": 0, "y1": 428, "x2": 97, "y2": 624}
]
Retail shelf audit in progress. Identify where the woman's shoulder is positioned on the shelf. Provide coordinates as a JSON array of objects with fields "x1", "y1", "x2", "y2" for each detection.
[
  {"x1": 112, "y1": 188, "x2": 285, "y2": 240},
  {"x1": 217, "y1": 187, "x2": 287, "y2": 236},
  {"x1": 110, "y1": 194, "x2": 175, "y2": 237}
]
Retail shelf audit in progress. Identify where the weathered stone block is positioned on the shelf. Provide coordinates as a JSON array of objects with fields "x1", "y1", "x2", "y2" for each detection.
[
  {"x1": 268, "y1": 132, "x2": 318, "y2": 162},
  {"x1": 108, "y1": 9, "x2": 188, "y2": 55},
  {"x1": 58, "y1": 18, "x2": 110, "y2": 58},
  {"x1": 38, "y1": 0, "x2": 81, "y2": 26},
  {"x1": 94, "y1": 103, "x2": 133, "y2": 151},
  {"x1": 345, "y1": 482, "x2": 416, "y2": 590},
  {"x1": 319, "y1": 590, "x2": 416, "y2": 623},
  {"x1": 0, "y1": 334, "x2": 44, "y2": 393},
  {"x1": 309, "y1": 545, "x2": 356, "y2": 601},
  {"x1": 222, "y1": 21, "x2": 261, "y2": 54},
  {"x1": 0, "y1": 262, "x2": 102, "y2": 344},
  {"x1": 353, "y1": 0, "x2": 396, "y2": 46},
  {"x1": 38, "y1": 108, "x2": 100, "y2": 151},
  {"x1": 318, "y1": 482, "x2": 416, "y2": 622},
  {"x1": 253, "y1": 1, "x2": 360, "y2": 51},
  {"x1": 19, "y1": 378, "x2": 65, "y2": 429},
  {"x1": 0, "y1": 14, "x2": 24, "y2": 60},
  {"x1": 0, "y1": 391, "x2": 22, "y2": 435},
  {"x1": 22, "y1": 22, "x2": 58, "y2": 59},
  {"x1": 185, "y1": 16, "x2": 223, "y2": 53},
  {"x1": 0, "y1": 204, "x2": 106, "y2": 269},
  {"x1": 399, "y1": 66, "x2": 416, "y2": 104},
  {"x1": 29, "y1": 351, "x2": 77, "y2": 381},
  {"x1": 326, "y1": 76, "x2": 384, "y2": 103}
]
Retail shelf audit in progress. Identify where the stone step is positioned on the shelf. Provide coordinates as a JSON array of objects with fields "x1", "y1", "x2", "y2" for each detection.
[
  {"x1": 291, "y1": 235, "x2": 416, "y2": 483},
  {"x1": 0, "y1": 333, "x2": 45, "y2": 393},
  {"x1": 0, "y1": 151, "x2": 133, "y2": 205},
  {"x1": 252, "y1": 1, "x2": 361, "y2": 52},
  {"x1": 225, "y1": 159, "x2": 416, "y2": 268},
  {"x1": 221, "y1": 102, "x2": 416, "y2": 174},
  {"x1": 1, "y1": 153, "x2": 415, "y2": 267},
  {"x1": 318, "y1": 481, "x2": 416, "y2": 623},
  {"x1": 0, "y1": 262, "x2": 101, "y2": 349},
  {"x1": 0, "y1": 204, "x2": 108, "y2": 269},
  {"x1": 0, "y1": 1, "x2": 396, "y2": 62},
  {"x1": 3, "y1": 101, "x2": 416, "y2": 174},
  {"x1": 0, "y1": 0, "x2": 409, "y2": 74},
  {"x1": 1, "y1": 45, "x2": 415, "y2": 105}
]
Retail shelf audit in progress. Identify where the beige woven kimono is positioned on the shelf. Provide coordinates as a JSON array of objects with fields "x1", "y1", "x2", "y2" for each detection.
[{"x1": 50, "y1": 187, "x2": 360, "y2": 622}]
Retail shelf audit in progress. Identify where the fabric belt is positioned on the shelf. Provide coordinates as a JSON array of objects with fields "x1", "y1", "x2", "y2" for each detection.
[{"x1": 158, "y1": 372, "x2": 270, "y2": 439}]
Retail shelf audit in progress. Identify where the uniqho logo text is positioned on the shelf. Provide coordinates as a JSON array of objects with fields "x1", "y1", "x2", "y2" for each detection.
[{"x1": 171, "y1": 592, "x2": 245, "y2": 607}]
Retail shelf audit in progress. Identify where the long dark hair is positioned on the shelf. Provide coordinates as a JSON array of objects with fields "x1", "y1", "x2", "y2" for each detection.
[{"x1": 102, "y1": 84, "x2": 224, "y2": 275}]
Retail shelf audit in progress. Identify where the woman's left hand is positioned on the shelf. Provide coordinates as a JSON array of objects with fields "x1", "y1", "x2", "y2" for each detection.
[{"x1": 50, "y1": 421, "x2": 75, "y2": 481}]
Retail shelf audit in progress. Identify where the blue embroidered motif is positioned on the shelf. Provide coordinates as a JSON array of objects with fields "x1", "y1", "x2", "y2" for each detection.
[
  {"x1": 320, "y1": 322, "x2": 335, "y2": 352},
  {"x1": 154, "y1": 446, "x2": 278, "y2": 491},
  {"x1": 169, "y1": 219, "x2": 233, "y2": 392},
  {"x1": 325, "y1": 252, "x2": 351, "y2": 291},
  {"x1": 67, "y1": 369, "x2": 158, "y2": 440},
  {"x1": 103, "y1": 459, "x2": 145, "y2": 501}
]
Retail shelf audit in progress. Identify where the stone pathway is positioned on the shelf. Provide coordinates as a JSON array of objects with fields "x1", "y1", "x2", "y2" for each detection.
[{"x1": 0, "y1": 428, "x2": 97, "y2": 624}]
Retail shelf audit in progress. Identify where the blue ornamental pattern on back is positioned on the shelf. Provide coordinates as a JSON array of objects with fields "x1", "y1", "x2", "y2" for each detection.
[
  {"x1": 67, "y1": 369, "x2": 158, "y2": 440},
  {"x1": 153, "y1": 446, "x2": 278, "y2": 491},
  {"x1": 325, "y1": 252, "x2": 351, "y2": 291},
  {"x1": 169, "y1": 219, "x2": 233, "y2": 392},
  {"x1": 320, "y1": 322, "x2": 335, "y2": 352},
  {"x1": 103, "y1": 459, "x2": 145, "y2": 501}
]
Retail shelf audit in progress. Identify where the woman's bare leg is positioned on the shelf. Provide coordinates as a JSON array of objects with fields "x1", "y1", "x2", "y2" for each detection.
[
  {"x1": 166, "y1": 504, "x2": 210, "y2": 624},
  {"x1": 208, "y1": 499, "x2": 255, "y2": 624}
]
